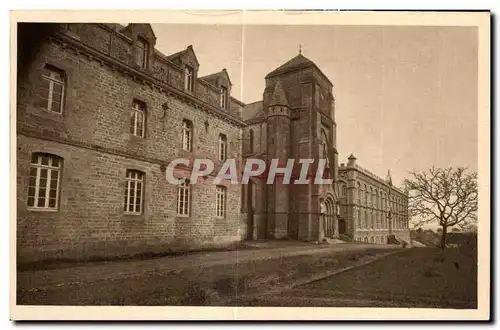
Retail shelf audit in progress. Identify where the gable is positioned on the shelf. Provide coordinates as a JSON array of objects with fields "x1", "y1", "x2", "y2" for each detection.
[
  {"x1": 119, "y1": 23, "x2": 156, "y2": 42},
  {"x1": 183, "y1": 45, "x2": 199, "y2": 68}
]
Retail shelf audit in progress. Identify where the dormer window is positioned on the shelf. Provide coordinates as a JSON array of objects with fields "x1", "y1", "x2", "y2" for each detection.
[
  {"x1": 136, "y1": 37, "x2": 149, "y2": 69},
  {"x1": 220, "y1": 86, "x2": 228, "y2": 109},
  {"x1": 184, "y1": 66, "x2": 194, "y2": 92}
]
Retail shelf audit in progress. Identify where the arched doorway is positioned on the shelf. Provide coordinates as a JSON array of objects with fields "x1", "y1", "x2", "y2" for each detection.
[{"x1": 324, "y1": 197, "x2": 335, "y2": 237}]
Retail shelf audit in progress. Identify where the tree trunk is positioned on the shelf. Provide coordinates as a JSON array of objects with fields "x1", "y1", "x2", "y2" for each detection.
[{"x1": 440, "y1": 225, "x2": 448, "y2": 250}]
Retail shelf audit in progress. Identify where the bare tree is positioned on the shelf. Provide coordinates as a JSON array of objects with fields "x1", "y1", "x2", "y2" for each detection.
[{"x1": 404, "y1": 167, "x2": 477, "y2": 249}]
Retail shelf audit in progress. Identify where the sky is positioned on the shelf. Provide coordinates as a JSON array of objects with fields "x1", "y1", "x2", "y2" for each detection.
[{"x1": 152, "y1": 24, "x2": 478, "y2": 188}]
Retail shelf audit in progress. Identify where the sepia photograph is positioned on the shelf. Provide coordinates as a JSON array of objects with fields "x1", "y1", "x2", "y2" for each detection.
[{"x1": 10, "y1": 10, "x2": 490, "y2": 321}]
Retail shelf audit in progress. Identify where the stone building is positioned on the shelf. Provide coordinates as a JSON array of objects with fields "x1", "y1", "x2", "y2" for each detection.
[
  {"x1": 337, "y1": 155, "x2": 411, "y2": 244},
  {"x1": 16, "y1": 23, "x2": 408, "y2": 262},
  {"x1": 16, "y1": 23, "x2": 247, "y2": 262},
  {"x1": 240, "y1": 52, "x2": 339, "y2": 242}
]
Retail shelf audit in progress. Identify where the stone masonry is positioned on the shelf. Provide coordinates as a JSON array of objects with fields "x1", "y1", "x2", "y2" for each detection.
[{"x1": 16, "y1": 23, "x2": 410, "y2": 262}]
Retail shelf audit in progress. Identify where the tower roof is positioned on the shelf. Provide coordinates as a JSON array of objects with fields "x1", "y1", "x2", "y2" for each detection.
[
  {"x1": 269, "y1": 80, "x2": 288, "y2": 106},
  {"x1": 265, "y1": 53, "x2": 333, "y2": 86}
]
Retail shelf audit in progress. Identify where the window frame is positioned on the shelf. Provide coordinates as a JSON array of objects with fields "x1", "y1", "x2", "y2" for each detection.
[
  {"x1": 130, "y1": 100, "x2": 146, "y2": 138},
  {"x1": 40, "y1": 65, "x2": 65, "y2": 114},
  {"x1": 136, "y1": 37, "x2": 149, "y2": 69},
  {"x1": 215, "y1": 185, "x2": 226, "y2": 218},
  {"x1": 218, "y1": 134, "x2": 227, "y2": 161},
  {"x1": 181, "y1": 119, "x2": 193, "y2": 152},
  {"x1": 124, "y1": 169, "x2": 145, "y2": 215},
  {"x1": 177, "y1": 179, "x2": 191, "y2": 216},
  {"x1": 27, "y1": 153, "x2": 62, "y2": 211},
  {"x1": 220, "y1": 85, "x2": 228, "y2": 109},
  {"x1": 340, "y1": 184, "x2": 347, "y2": 197},
  {"x1": 184, "y1": 66, "x2": 194, "y2": 92}
]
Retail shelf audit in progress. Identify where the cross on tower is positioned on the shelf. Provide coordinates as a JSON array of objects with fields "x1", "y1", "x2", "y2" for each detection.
[{"x1": 299, "y1": 44, "x2": 302, "y2": 55}]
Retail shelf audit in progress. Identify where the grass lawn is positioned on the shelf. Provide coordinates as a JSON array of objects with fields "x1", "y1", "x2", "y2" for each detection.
[{"x1": 243, "y1": 247, "x2": 477, "y2": 308}]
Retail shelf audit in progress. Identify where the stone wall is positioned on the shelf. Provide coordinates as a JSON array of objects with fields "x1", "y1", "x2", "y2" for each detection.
[{"x1": 16, "y1": 24, "x2": 243, "y2": 262}]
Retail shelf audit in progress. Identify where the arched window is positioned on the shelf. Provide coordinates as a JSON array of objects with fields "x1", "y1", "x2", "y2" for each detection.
[
  {"x1": 357, "y1": 182, "x2": 361, "y2": 204},
  {"x1": 124, "y1": 169, "x2": 145, "y2": 214},
  {"x1": 249, "y1": 129, "x2": 254, "y2": 153},
  {"x1": 364, "y1": 184, "x2": 368, "y2": 204},
  {"x1": 364, "y1": 210, "x2": 367, "y2": 229},
  {"x1": 41, "y1": 65, "x2": 65, "y2": 114},
  {"x1": 28, "y1": 153, "x2": 63, "y2": 210},
  {"x1": 182, "y1": 119, "x2": 193, "y2": 151},
  {"x1": 320, "y1": 129, "x2": 328, "y2": 158},
  {"x1": 218, "y1": 134, "x2": 227, "y2": 161},
  {"x1": 340, "y1": 184, "x2": 346, "y2": 197},
  {"x1": 357, "y1": 209, "x2": 361, "y2": 229},
  {"x1": 130, "y1": 100, "x2": 146, "y2": 137},
  {"x1": 177, "y1": 179, "x2": 191, "y2": 216}
]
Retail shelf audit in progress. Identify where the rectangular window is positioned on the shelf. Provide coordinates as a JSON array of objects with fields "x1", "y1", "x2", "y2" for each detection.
[
  {"x1": 216, "y1": 185, "x2": 226, "y2": 218},
  {"x1": 218, "y1": 134, "x2": 227, "y2": 161},
  {"x1": 40, "y1": 66, "x2": 65, "y2": 114},
  {"x1": 124, "y1": 170, "x2": 144, "y2": 214},
  {"x1": 177, "y1": 180, "x2": 190, "y2": 216},
  {"x1": 28, "y1": 154, "x2": 62, "y2": 210},
  {"x1": 136, "y1": 37, "x2": 149, "y2": 69},
  {"x1": 182, "y1": 120, "x2": 193, "y2": 151},
  {"x1": 130, "y1": 100, "x2": 146, "y2": 137},
  {"x1": 220, "y1": 86, "x2": 228, "y2": 109},
  {"x1": 184, "y1": 66, "x2": 194, "y2": 92}
]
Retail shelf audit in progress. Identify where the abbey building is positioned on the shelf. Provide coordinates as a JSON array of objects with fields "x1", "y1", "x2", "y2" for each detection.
[{"x1": 16, "y1": 23, "x2": 410, "y2": 262}]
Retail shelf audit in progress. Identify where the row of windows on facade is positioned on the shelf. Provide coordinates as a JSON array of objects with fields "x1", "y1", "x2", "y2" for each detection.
[
  {"x1": 130, "y1": 38, "x2": 230, "y2": 109},
  {"x1": 338, "y1": 182, "x2": 407, "y2": 212},
  {"x1": 41, "y1": 62, "x2": 229, "y2": 119},
  {"x1": 40, "y1": 65, "x2": 229, "y2": 161},
  {"x1": 355, "y1": 208, "x2": 408, "y2": 230},
  {"x1": 27, "y1": 153, "x2": 228, "y2": 217}
]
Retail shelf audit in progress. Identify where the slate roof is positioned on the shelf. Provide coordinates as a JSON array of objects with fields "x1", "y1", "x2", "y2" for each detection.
[
  {"x1": 242, "y1": 101, "x2": 264, "y2": 122},
  {"x1": 265, "y1": 53, "x2": 333, "y2": 86}
]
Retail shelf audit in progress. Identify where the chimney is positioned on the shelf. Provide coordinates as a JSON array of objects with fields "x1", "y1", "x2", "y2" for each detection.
[{"x1": 347, "y1": 154, "x2": 357, "y2": 167}]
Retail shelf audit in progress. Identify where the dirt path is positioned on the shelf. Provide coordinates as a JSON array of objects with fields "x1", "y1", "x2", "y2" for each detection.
[
  {"x1": 17, "y1": 243, "x2": 401, "y2": 305},
  {"x1": 18, "y1": 243, "x2": 395, "y2": 292}
]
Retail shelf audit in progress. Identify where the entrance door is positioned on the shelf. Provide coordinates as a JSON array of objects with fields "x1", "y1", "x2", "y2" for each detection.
[
  {"x1": 325, "y1": 197, "x2": 335, "y2": 237},
  {"x1": 339, "y1": 219, "x2": 346, "y2": 234}
]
